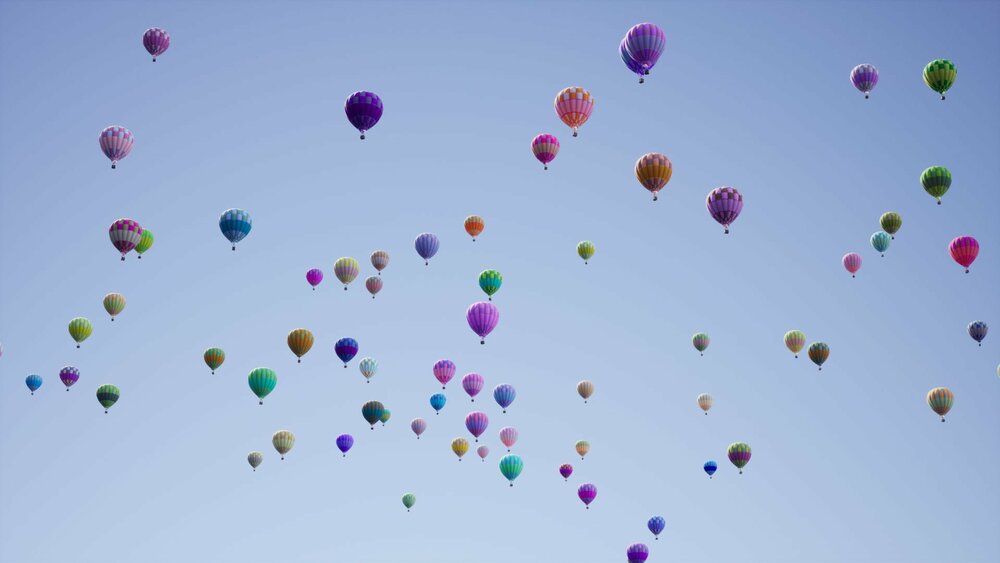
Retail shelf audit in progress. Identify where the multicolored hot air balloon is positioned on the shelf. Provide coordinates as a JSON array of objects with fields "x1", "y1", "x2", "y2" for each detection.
[
  {"x1": 927, "y1": 387, "x2": 954, "y2": 421},
  {"x1": 704, "y1": 460, "x2": 718, "y2": 478},
  {"x1": 880, "y1": 212, "x2": 902, "y2": 239},
  {"x1": 808, "y1": 342, "x2": 830, "y2": 370},
  {"x1": 452, "y1": 437, "x2": 469, "y2": 460},
  {"x1": 109, "y1": 219, "x2": 143, "y2": 260},
  {"x1": 575, "y1": 440, "x2": 590, "y2": 460},
  {"x1": 728, "y1": 442, "x2": 751, "y2": 474},
  {"x1": 477, "y1": 445, "x2": 490, "y2": 461},
  {"x1": 359, "y1": 357, "x2": 378, "y2": 382},
  {"x1": 365, "y1": 276, "x2": 383, "y2": 298},
  {"x1": 247, "y1": 451, "x2": 263, "y2": 472},
  {"x1": 430, "y1": 393, "x2": 447, "y2": 415},
  {"x1": 335, "y1": 337, "x2": 359, "y2": 368},
  {"x1": 68, "y1": 317, "x2": 93, "y2": 348},
  {"x1": 577, "y1": 380, "x2": 594, "y2": 403},
  {"x1": 479, "y1": 269, "x2": 502, "y2": 300},
  {"x1": 921, "y1": 166, "x2": 951, "y2": 204},
  {"x1": 634, "y1": 153, "x2": 672, "y2": 201},
  {"x1": 554, "y1": 87, "x2": 594, "y2": 137},
  {"x1": 559, "y1": 463, "x2": 573, "y2": 481},
  {"x1": 345, "y1": 91, "x2": 383, "y2": 139},
  {"x1": 99, "y1": 126, "x2": 133, "y2": 169},
  {"x1": 402, "y1": 493, "x2": 416, "y2": 512},
  {"x1": 370, "y1": 250, "x2": 389, "y2": 274},
  {"x1": 414, "y1": 233, "x2": 439, "y2": 265},
  {"x1": 968, "y1": 321, "x2": 988, "y2": 346},
  {"x1": 433, "y1": 359, "x2": 456, "y2": 389},
  {"x1": 59, "y1": 366, "x2": 79, "y2": 390},
  {"x1": 465, "y1": 215, "x2": 485, "y2": 241},
  {"x1": 531, "y1": 134, "x2": 560, "y2": 170},
  {"x1": 306, "y1": 268, "x2": 324, "y2": 290},
  {"x1": 219, "y1": 209, "x2": 252, "y2": 251},
  {"x1": 462, "y1": 372, "x2": 484, "y2": 401},
  {"x1": 493, "y1": 383, "x2": 516, "y2": 413},
  {"x1": 697, "y1": 393, "x2": 713, "y2": 415},
  {"x1": 135, "y1": 229, "x2": 154, "y2": 258},
  {"x1": 627, "y1": 543, "x2": 650, "y2": 563},
  {"x1": 949, "y1": 236, "x2": 979, "y2": 273},
  {"x1": 499, "y1": 454, "x2": 524, "y2": 486},
  {"x1": 96, "y1": 384, "x2": 120, "y2": 413},
  {"x1": 25, "y1": 374, "x2": 42, "y2": 395},
  {"x1": 334, "y1": 257, "x2": 360, "y2": 290},
  {"x1": 410, "y1": 418, "x2": 427, "y2": 439},
  {"x1": 692, "y1": 332, "x2": 710, "y2": 356},
  {"x1": 843, "y1": 253, "x2": 862, "y2": 278},
  {"x1": 362, "y1": 400, "x2": 385, "y2": 429},
  {"x1": 624, "y1": 22, "x2": 666, "y2": 78},
  {"x1": 850, "y1": 64, "x2": 879, "y2": 98},
  {"x1": 103, "y1": 293, "x2": 126, "y2": 321},
  {"x1": 784, "y1": 330, "x2": 806, "y2": 358},
  {"x1": 647, "y1": 516, "x2": 665, "y2": 540},
  {"x1": 465, "y1": 411, "x2": 489, "y2": 442},
  {"x1": 248, "y1": 368, "x2": 277, "y2": 405},
  {"x1": 707, "y1": 187, "x2": 743, "y2": 234},
  {"x1": 379, "y1": 409, "x2": 391, "y2": 426},
  {"x1": 272, "y1": 430, "x2": 295, "y2": 460},
  {"x1": 578, "y1": 483, "x2": 597, "y2": 508},
  {"x1": 499, "y1": 426, "x2": 518, "y2": 451},
  {"x1": 871, "y1": 231, "x2": 891, "y2": 257},
  {"x1": 923, "y1": 59, "x2": 956, "y2": 100},
  {"x1": 467, "y1": 301, "x2": 499, "y2": 344},
  {"x1": 204, "y1": 347, "x2": 225, "y2": 374},
  {"x1": 620, "y1": 38, "x2": 645, "y2": 83},
  {"x1": 336, "y1": 434, "x2": 354, "y2": 457},
  {"x1": 287, "y1": 328, "x2": 314, "y2": 363},
  {"x1": 578, "y1": 241, "x2": 595, "y2": 264},
  {"x1": 142, "y1": 27, "x2": 170, "y2": 61}
]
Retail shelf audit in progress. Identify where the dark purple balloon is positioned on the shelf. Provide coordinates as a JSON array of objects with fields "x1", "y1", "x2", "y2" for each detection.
[
  {"x1": 559, "y1": 463, "x2": 574, "y2": 481},
  {"x1": 345, "y1": 91, "x2": 383, "y2": 140},
  {"x1": 578, "y1": 483, "x2": 597, "y2": 508},
  {"x1": 335, "y1": 337, "x2": 359, "y2": 367},
  {"x1": 142, "y1": 27, "x2": 170, "y2": 62},
  {"x1": 466, "y1": 301, "x2": 499, "y2": 344},
  {"x1": 336, "y1": 434, "x2": 354, "y2": 457},
  {"x1": 306, "y1": 268, "x2": 323, "y2": 290},
  {"x1": 706, "y1": 186, "x2": 743, "y2": 234},
  {"x1": 414, "y1": 233, "x2": 440, "y2": 265},
  {"x1": 626, "y1": 543, "x2": 649, "y2": 563}
]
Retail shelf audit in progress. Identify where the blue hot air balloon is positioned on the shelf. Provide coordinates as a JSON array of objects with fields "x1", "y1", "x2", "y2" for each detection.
[
  {"x1": 219, "y1": 208, "x2": 252, "y2": 251},
  {"x1": 414, "y1": 233, "x2": 440, "y2": 265},
  {"x1": 647, "y1": 516, "x2": 665, "y2": 540},
  {"x1": 968, "y1": 321, "x2": 988, "y2": 346},
  {"x1": 25, "y1": 374, "x2": 43, "y2": 395},
  {"x1": 430, "y1": 393, "x2": 447, "y2": 415},
  {"x1": 704, "y1": 460, "x2": 718, "y2": 478},
  {"x1": 335, "y1": 337, "x2": 359, "y2": 368},
  {"x1": 493, "y1": 383, "x2": 516, "y2": 413}
]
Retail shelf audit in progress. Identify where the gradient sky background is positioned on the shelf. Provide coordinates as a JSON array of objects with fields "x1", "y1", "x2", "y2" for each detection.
[{"x1": 1, "y1": 1, "x2": 998, "y2": 562}]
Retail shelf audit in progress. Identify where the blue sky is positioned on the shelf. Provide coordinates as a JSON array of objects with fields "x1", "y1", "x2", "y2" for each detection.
[{"x1": 1, "y1": 1, "x2": 998, "y2": 562}]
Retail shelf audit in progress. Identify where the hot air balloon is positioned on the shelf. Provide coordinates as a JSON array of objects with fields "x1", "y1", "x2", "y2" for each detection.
[
  {"x1": 499, "y1": 454, "x2": 524, "y2": 486},
  {"x1": 336, "y1": 434, "x2": 354, "y2": 457},
  {"x1": 949, "y1": 236, "x2": 979, "y2": 273},
  {"x1": 704, "y1": 460, "x2": 718, "y2": 478},
  {"x1": 577, "y1": 380, "x2": 594, "y2": 403},
  {"x1": 624, "y1": 22, "x2": 666, "y2": 78},
  {"x1": 467, "y1": 301, "x2": 499, "y2": 344},
  {"x1": 103, "y1": 293, "x2": 126, "y2": 321},
  {"x1": 402, "y1": 493, "x2": 416, "y2": 512},
  {"x1": 414, "y1": 233, "x2": 439, "y2": 265},
  {"x1": 728, "y1": 442, "x2": 751, "y2": 474},
  {"x1": 272, "y1": 430, "x2": 295, "y2": 460},
  {"x1": 575, "y1": 440, "x2": 590, "y2": 460},
  {"x1": 359, "y1": 357, "x2": 378, "y2": 382},
  {"x1": 248, "y1": 451, "x2": 263, "y2": 472},
  {"x1": 923, "y1": 59, "x2": 956, "y2": 100},
  {"x1": 627, "y1": 543, "x2": 650, "y2": 563},
  {"x1": 927, "y1": 387, "x2": 954, "y2": 421},
  {"x1": 921, "y1": 166, "x2": 951, "y2": 204},
  {"x1": 345, "y1": 91, "x2": 383, "y2": 139},
  {"x1": 306, "y1": 268, "x2": 324, "y2": 290},
  {"x1": 843, "y1": 253, "x2": 862, "y2": 278},
  {"x1": 479, "y1": 269, "x2": 502, "y2": 300},
  {"x1": 365, "y1": 276, "x2": 383, "y2": 298},
  {"x1": 248, "y1": 368, "x2": 277, "y2": 405},
  {"x1": 477, "y1": 445, "x2": 490, "y2": 461},
  {"x1": 452, "y1": 437, "x2": 469, "y2": 461},
  {"x1": 559, "y1": 464, "x2": 574, "y2": 481},
  {"x1": 410, "y1": 418, "x2": 427, "y2": 439},
  {"x1": 335, "y1": 337, "x2": 359, "y2": 368},
  {"x1": 493, "y1": 383, "x2": 516, "y2": 413},
  {"x1": 784, "y1": 330, "x2": 806, "y2": 358},
  {"x1": 430, "y1": 393, "x2": 447, "y2": 415},
  {"x1": 109, "y1": 219, "x2": 143, "y2": 260},
  {"x1": 850, "y1": 63, "x2": 879, "y2": 98},
  {"x1": 499, "y1": 426, "x2": 518, "y2": 452},
  {"x1": 361, "y1": 401, "x2": 385, "y2": 429},
  {"x1": 371, "y1": 250, "x2": 390, "y2": 274},
  {"x1": 380, "y1": 409, "x2": 391, "y2": 426},
  {"x1": 577, "y1": 241, "x2": 595, "y2": 264},
  {"x1": 634, "y1": 153, "x2": 672, "y2": 201},
  {"x1": 697, "y1": 393, "x2": 713, "y2": 415},
  {"x1": 647, "y1": 516, "x2": 665, "y2": 540},
  {"x1": 462, "y1": 372, "x2": 484, "y2": 401},
  {"x1": 68, "y1": 317, "x2": 93, "y2": 348},
  {"x1": 880, "y1": 212, "x2": 902, "y2": 239},
  {"x1": 554, "y1": 87, "x2": 594, "y2": 137},
  {"x1": 334, "y1": 257, "x2": 360, "y2": 290},
  {"x1": 99, "y1": 126, "x2": 133, "y2": 169},
  {"x1": 968, "y1": 321, "x2": 988, "y2": 346},
  {"x1": 465, "y1": 411, "x2": 489, "y2": 442},
  {"x1": 531, "y1": 134, "x2": 560, "y2": 170},
  {"x1": 464, "y1": 215, "x2": 485, "y2": 241},
  {"x1": 706, "y1": 187, "x2": 743, "y2": 234},
  {"x1": 692, "y1": 333, "x2": 710, "y2": 356},
  {"x1": 620, "y1": 38, "x2": 645, "y2": 83},
  {"x1": 204, "y1": 347, "x2": 225, "y2": 374},
  {"x1": 59, "y1": 366, "x2": 80, "y2": 390},
  {"x1": 219, "y1": 209, "x2": 252, "y2": 250},
  {"x1": 808, "y1": 342, "x2": 829, "y2": 370},
  {"x1": 135, "y1": 229, "x2": 154, "y2": 258},
  {"x1": 25, "y1": 374, "x2": 42, "y2": 395},
  {"x1": 871, "y1": 231, "x2": 891, "y2": 257},
  {"x1": 142, "y1": 27, "x2": 170, "y2": 61},
  {"x1": 287, "y1": 329, "x2": 314, "y2": 363},
  {"x1": 96, "y1": 384, "x2": 120, "y2": 413},
  {"x1": 578, "y1": 483, "x2": 597, "y2": 508},
  {"x1": 433, "y1": 359, "x2": 456, "y2": 389}
]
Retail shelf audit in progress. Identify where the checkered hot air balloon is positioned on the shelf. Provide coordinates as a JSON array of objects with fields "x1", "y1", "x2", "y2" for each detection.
[
  {"x1": 99, "y1": 126, "x2": 133, "y2": 169},
  {"x1": 635, "y1": 153, "x2": 672, "y2": 201},
  {"x1": 559, "y1": 463, "x2": 573, "y2": 481},
  {"x1": 968, "y1": 321, "x2": 988, "y2": 346},
  {"x1": 531, "y1": 134, "x2": 559, "y2": 170},
  {"x1": 554, "y1": 87, "x2": 594, "y2": 137},
  {"x1": 219, "y1": 209, "x2": 252, "y2": 250},
  {"x1": 627, "y1": 543, "x2": 650, "y2": 563},
  {"x1": 706, "y1": 187, "x2": 743, "y2": 234},
  {"x1": 345, "y1": 91, "x2": 383, "y2": 140},
  {"x1": 59, "y1": 366, "x2": 80, "y2": 390},
  {"x1": 850, "y1": 64, "x2": 879, "y2": 99},
  {"x1": 109, "y1": 219, "x2": 142, "y2": 261},
  {"x1": 949, "y1": 236, "x2": 979, "y2": 273},
  {"x1": 923, "y1": 59, "x2": 956, "y2": 100},
  {"x1": 142, "y1": 27, "x2": 170, "y2": 62}
]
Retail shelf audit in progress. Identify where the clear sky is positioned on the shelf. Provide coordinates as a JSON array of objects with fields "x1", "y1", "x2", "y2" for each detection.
[{"x1": 1, "y1": 1, "x2": 998, "y2": 562}]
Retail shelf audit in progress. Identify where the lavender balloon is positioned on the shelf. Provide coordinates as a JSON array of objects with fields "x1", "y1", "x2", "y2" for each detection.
[
  {"x1": 850, "y1": 64, "x2": 879, "y2": 99},
  {"x1": 336, "y1": 434, "x2": 354, "y2": 457},
  {"x1": 414, "y1": 233, "x2": 440, "y2": 265},
  {"x1": 461, "y1": 372, "x2": 484, "y2": 401},
  {"x1": 624, "y1": 23, "x2": 666, "y2": 76},
  {"x1": 306, "y1": 268, "x2": 323, "y2": 290},
  {"x1": 467, "y1": 301, "x2": 499, "y2": 344},
  {"x1": 345, "y1": 91, "x2": 383, "y2": 140},
  {"x1": 626, "y1": 543, "x2": 650, "y2": 563},
  {"x1": 706, "y1": 186, "x2": 743, "y2": 234}
]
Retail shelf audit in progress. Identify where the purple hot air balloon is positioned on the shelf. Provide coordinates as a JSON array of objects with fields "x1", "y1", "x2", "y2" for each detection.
[
  {"x1": 336, "y1": 434, "x2": 354, "y2": 457},
  {"x1": 706, "y1": 186, "x2": 743, "y2": 234},
  {"x1": 559, "y1": 463, "x2": 574, "y2": 481},
  {"x1": 109, "y1": 218, "x2": 143, "y2": 261},
  {"x1": 493, "y1": 383, "x2": 516, "y2": 413},
  {"x1": 620, "y1": 38, "x2": 646, "y2": 83},
  {"x1": 414, "y1": 233, "x2": 440, "y2": 265},
  {"x1": 335, "y1": 337, "x2": 359, "y2": 368},
  {"x1": 142, "y1": 27, "x2": 170, "y2": 62},
  {"x1": 99, "y1": 126, "x2": 134, "y2": 169},
  {"x1": 626, "y1": 543, "x2": 650, "y2": 563},
  {"x1": 624, "y1": 23, "x2": 666, "y2": 76},
  {"x1": 59, "y1": 366, "x2": 80, "y2": 390},
  {"x1": 433, "y1": 359, "x2": 456, "y2": 389},
  {"x1": 461, "y1": 372, "x2": 484, "y2": 401},
  {"x1": 345, "y1": 91, "x2": 383, "y2": 140},
  {"x1": 850, "y1": 64, "x2": 879, "y2": 99},
  {"x1": 465, "y1": 411, "x2": 489, "y2": 442},
  {"x1": 578, "y1": 483, "x2": 598, "y2": 509},
  {"x1": 410, "y1": 418, "x2": 427, "y2": 439},
  {"x1": 306, "y1": 268, "x2": 324, "y2": 290},
  {"x1": 467, "y1": 301, "x2": 499, "y2": 344}
]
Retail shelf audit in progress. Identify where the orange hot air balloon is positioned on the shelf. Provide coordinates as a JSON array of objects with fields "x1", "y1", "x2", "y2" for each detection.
[
  {"x1": 465, "y1": 215, "x2": 485, "y2": 241},
  {"x1": 635, "y1": 153, "x2": 672, "y2": 201}
]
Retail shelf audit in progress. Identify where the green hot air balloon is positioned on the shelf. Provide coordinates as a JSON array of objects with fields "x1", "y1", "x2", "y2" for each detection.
[
  {"x1": 879, "y1": 212, "x2": 902, "y2": 239},
  {"x1": 402, "y1": 493, "x2": 416, "y2": 512},
  {"x1": 478, "y1": 269, "x2": 503, "y2": 301},
  {"x1": 727, "y1": 442, "x2": 752, "y2": 474},
  {"x1": 248, "y1": 368, "x2": 277, "y2": 405},
  {"x1": 380, "y1": 409, "x2": 392, "y2": 426},
  {"x1": 96, "y1": 384, "x2": 120, "y2": 413},
  {"x1": 923, "y1": 59, "x2": 956, "y2": 100},
  {"x1": 362, "y1": 400, "x2": 385, "y2": 429},
  {"x1": 204, "y1": 347, "x2": 225, "y2": 374},
  {"x1": 135, "y1": 229, "x2": 154, "y2": 258},
  {"x1": 499, "y1": 454, "x2": 524, "y2": 486},
  {"x1": 577, "y1": 241, "x2": 595, "y2": 264},
  {"x1": 68, "y1": 317, "x2": 93, "y2": 348},
  {"x1": 808, "y1": 342, "x2": 830, "y2": 371},
  {"x1": 921, "y1": 166, "x2": 951, "y2": 205}
]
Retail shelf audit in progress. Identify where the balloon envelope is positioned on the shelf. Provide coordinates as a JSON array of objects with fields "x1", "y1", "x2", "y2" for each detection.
[
  {"x1": 345, "y1": 91, "x2": 383, "y2": 138},
  {"x1": 850, "y1": 63, "x2": 879, "y2": 97},
  {"x1": 142, "y1": 27, "x2": 170, "y2": 60},
  {"x1": 467, "y1": 302, "x2": 500, "y2": 344}
]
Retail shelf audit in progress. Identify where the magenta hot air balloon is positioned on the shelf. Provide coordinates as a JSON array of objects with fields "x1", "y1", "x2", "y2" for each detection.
[
  {"x1": 531, "y1": 134, "x2": 560, "y2": 170},
  {"x1": 706, "y1": 186, "x2": 743, "y2": 234},
  {"x1": 433, "y1": 359, "x2": 456, "y2": 389},
  {"x1": 559, "y1": 463, "x2": 574, "y2": 481},
  {"x1": 410, "y1": 418, "x2": 427, "y2": 439},
  {"x1": 109, "y1": 219, "x2": 143, "y2": 261},
  {"x1": 461, "y1": 372, "x2": 484, "y2": 401},
  {"x1": 949, "y1": 236, "x2": 979, "y2": 273},
  {"x1": 626, "y1": 543, "x2": 650, "y2": 563},
  {"x1": 142, "y1": 27, "x2": 170, "y2": 62},
  {"x1": 842, "y1": 252, "x2": 862, "y2": 278},
  {"x1": 99, "y1": 126, "x2": 134, "y2": 169},
  {"x1": 465, "y1": 411, "x2": 489, "y2": 442},
  {"x1": 578, "y1": 483, "x2": 598, "y2": 509},
  {"x1": 306, "y1": 268, "x2": 323, "y2": 290},
  {"x1": 499, "y1": 426, "x2": 518, "y2": 451},
  {"x1": 467, "y1": 301, "x2": 499, "y2": 345}
]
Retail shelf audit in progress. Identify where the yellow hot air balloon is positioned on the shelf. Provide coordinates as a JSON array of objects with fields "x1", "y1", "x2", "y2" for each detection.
[
  {"x1": 634, "y1": 153, "x2": 672, "y2": 201},
  {"x1": 784, "y1": 330, "x2": 806, "y2": 358},
  {"x1": 286, "y1": 328, "x2": 314, "y2": 363},
  {"x1": 575, "y1": 439, "x2": 590, "y2": 460},
  {"x1": 576, "y1": 380, "x2": 594, "y2": 403},
  {"x1": 451, "y1": 437, "x2": 469, "y2": 460},
  {"x1": 68, "y1": 317, "x2": 93, "y2": 348}
]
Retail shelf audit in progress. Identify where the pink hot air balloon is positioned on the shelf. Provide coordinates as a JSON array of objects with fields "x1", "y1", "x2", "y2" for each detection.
[
  {"x1": 559, "y1": 463, "x2": 574, "y2": 481},
  {"x1": 461, "y1": 372, "x2": 484, "y2": 401},
  {"x1": 99, "y1": 126, "x2": 134, "y2": 169},
  {"x1": 706, "y1": 186, "x2": 743, "y2": 234},
  {"x1": 433, "y1": 359, "x2": 456, "y2": 389},
  {"x1": 306, "y1": 268, "x2": 323, "y2": 290},
  {"x1": 842, "y1": 252, "x2": 862, "y2": 278},
  {"x1": 949, "y1": 236, "x2": 979, "y2": 273},
  {"x1": 109, "y1": 219, "x2": 143, "y2": 261},
  {"x1": 465, "y1": 411, "x2": 489, "y2": 442},
  {"x1": 554, "y1": 87, "x2": 594, "y2": 137},
  {"x1": 410, "y1": 418, "x2": 427, "y2": 439},
  {"x1": 499, "y1": 426, "x2": 518, "y2": 451},
  {"x1": 477, "y1": 445, "x2": 490, "y2": 461},
  {"x1": 365, "y1": 275, "x2": 383, "y2": 298},
  {"x1": 142, "y1": 27, "x2": 170, "y2": 62},
  {"x1": 467, "y1": 301, "x2": 499, "y2": 345},
  {"x1": 578, "y1": 483, "x2": 598, "y2": 509},
  {"x1": 531, "y1": 134, "x2": 560, "y2": 170}
]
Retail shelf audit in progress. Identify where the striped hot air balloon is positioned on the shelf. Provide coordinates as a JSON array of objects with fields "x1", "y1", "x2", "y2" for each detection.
[
  {"x1": 808, "y1": 342, "x2": 830, "y2": 370},
  {"x1": 248, "y1": 368, "x2": 277, "y2": 405},
  {"x1": 531, "y1": 134, "x2": 560, "y2": 170},
  {"x1": 462, "y1": 372, "x2": 484, "y2": 401},
  {"x1": 927, "y1": 387, "x2": 954, "y2": 421},
  {"x1": 624, "y1": 22, "x2": 666, "y2": 77},
  {"x1": 365, "y1": 275, "x2": 383, "y2": 298},
  {"x1": 336, "y1": 434, "x2": 354, "y2": 457},
  {"x1": 577, "y1": 241, "x2": 595, "y2": 264},
  {"x1": 410, "y1": 418, "x2": 427, "y2": 439},
  {"x1": 401, "y1": 493, "x2": 416, "y2": 511},
  {"x1": 577, "y1": 380, "x2": 594, "y2": 403},
  {"x1": 727, "y1": 442, "x2": 752, "y2": 474},
  {"x1": 306, "y1": 268, "x2": 324, "y2": 290},
  {"x1": 692, "y1": 332, "x2": 710, "y2": 355},
  {"x1": 575, "y1": 440, "x2": 590, "y2": 460},
  {"x1": 949, "y1": 236, "x2": 979, "y2": 273},
  {"x1": 921, "y1": 166, "x2": 951, "y2": 204},
  {"x1": 968, "y1": 321, "x2": 988, "y2": 346},
  {"x1": 142, "y1": 27, "x2": 170, "y2": 62},
  {"x1": 635, "y1": 153, "x2": 672, "y2": 201},
  {"x1": 468, "y1": 302, "x2": 500, "y2": 345},
  {"x1": 923, "y1": 59, "x2": 956, "y2": 100},
  {"x1": 477, "y1": 445, "x2": 490, "y2": 461},
  {"x1": 784, "y1": 330, "x2": 806, "y2": 358},
  {"x1": 370, "y1": 250, "x2": 390, "y2": 274},
  {"x1": 25, "y1": 374, "x2": 42, "y2": 395},
  {"x1": 204, "y1": 347, "x2": 225, "y2": 374},
  {"x1": 99, "y1": 126, "x2": 133, "y2": 169},
  {"x1": 362, "y1": 401, "x2": 385, "y2": 429},
  {"x1": 272, "y1": 430, "x2": 295, "y2": 460},
  {"x1": 68, "y1": 317, "x2": 93, "y2": 348},
  {"x1": 879, "y1": 212, "x2": 902, "y2": 239},
  {"x1": 109, "y1": 219, "x2": 143, "y2": 260},
  {"x1": 433, "y1": 359, "x2": 456, "y2": 388},
  {"x1": 627, "y1": 543, "x2": 650, "y2": 563},
  {"x1": 219, "y1": 209, "x2": 252, "y2": 250},
  {"x1": 334, "y1": 257, "x2": 360, "y2": 289},
  {"x1": 464, "y1": 215, "x2": 485, "y2": 240},
  {"x1": 697, "y1": 393, "x2": 713, "y2": 414},
  {"x1": 850, "y1": 64, "x2": 879, "y2": 98},
  {"x1": 499, "y1": 426, "x2": 518, "y2": 451},
  {"x1": 554, "y1": 87, "x2": 594, "y2": 137},
  {"x1": 287, "y1": 328, "x2": 314, "y2": 363},
  {"x1": 335, "y1": 337, "x2": 359, "y2": 367},
  {"x1": 452, "y1": 437, "x2": 469, "y2": 460},
  {"x1": 96, "y1": 384, "x2": 120, "y2": 413},
  {"x1": 577, "y1": 483, "x2": 597, "y2": 508},
  {"x1": 871, "y1": 231, "x2": 891, "y2": 257},
  {"x1": 559, "y1": 463, "x2": 574, "y2": 481},
  {"x1": 414, "y1": 233, "x2": 439, "y2": 265},
  {"x1": 247, "y1": 451, "x2": 263, "y2": 471},
  {"x1": 103, "y1": 293, "x2": 126, "y2": 321},
  {"x1": 493, "y1": 383, "x2": 516, "y2": 413},
  {"x1": 358, "y1": 357, "x2": 378, "y2": 382},
  {"x1": 135, "y1": 229, "x2": 154, "y2": 258},
  {"x1": 478, "y1": 269, "x2": 502, "y2": 300},
  {"x1": 499, "y1": 454, "x2": 524, "y2": 486},
  {"x1": 465, "y1": 411, "x2": 489, "y2": 442},
  {"x1": 843, "y1": 253, "x2": 862, "y2": 278}
]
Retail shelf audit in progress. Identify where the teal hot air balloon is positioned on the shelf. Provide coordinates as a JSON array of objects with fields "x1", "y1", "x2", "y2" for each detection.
[
  {"x1": 402, "y1": 493, "x2": 416, "y2": 512},
  {"x1": 362, "y1": 400, "x2": 385, "y2": 429},
  {"x1": 248, "y1": 367, "x2": 277, "y2": 405},
  {"x1": 870, "y1": 231, "x2": 891, "y2": 257},
  {"x1": 499, "y1": 454, "x2": 524, "y2": 487},
  {"x1": 478, "y1": 269, "x2": 503, "y2": 301}
]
